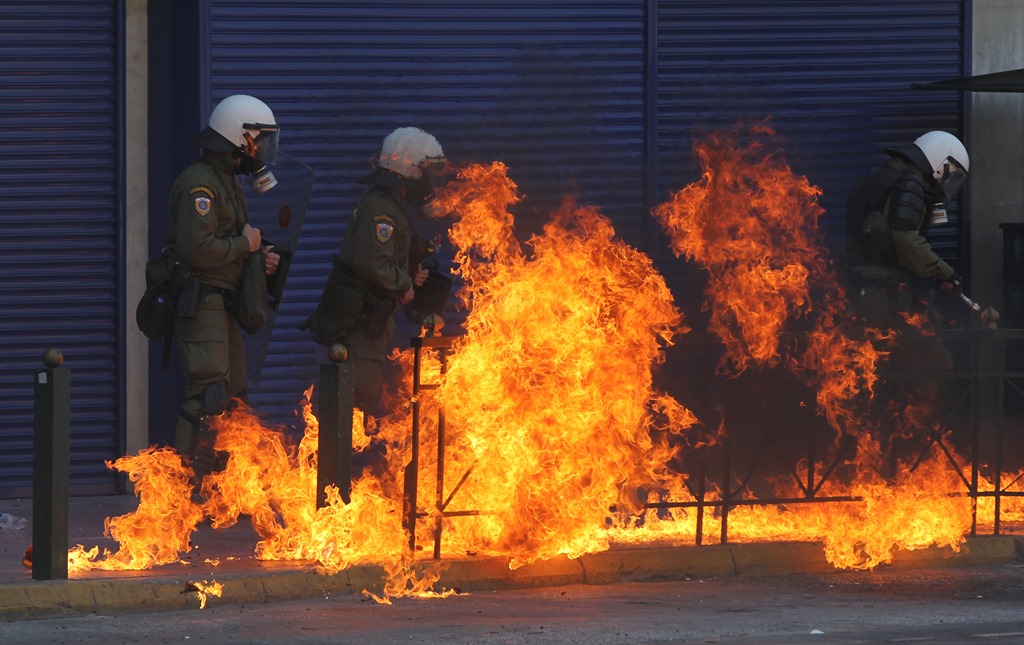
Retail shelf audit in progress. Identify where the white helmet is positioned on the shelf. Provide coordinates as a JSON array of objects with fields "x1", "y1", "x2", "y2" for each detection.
[
  {"x1": 208, "y1": 94, "x2": 280, "y2": 165},
  {"x1": 376, "y1": 127, "x2": 445, "y2": 180},
  {"x1": 912, "y1": 130, "x2": 969, "y2": 201},
  {"x1": 913, "y1": 130, "x2": 969, "y2": 177},
  {"x1": 190, "y1": 94, "x2": 281, "y2": 193},
  {"x1": 888, "y1": 130, "x2": 969, "y2": 202}
]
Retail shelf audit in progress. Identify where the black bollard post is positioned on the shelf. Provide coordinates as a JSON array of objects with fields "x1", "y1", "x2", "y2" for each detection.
[
  {"x1": 317, "y1": 344, "x2": 354, "y2": 508},
  {"x1": 33, "y1": 348, "x2": 70, "y2": 580}
]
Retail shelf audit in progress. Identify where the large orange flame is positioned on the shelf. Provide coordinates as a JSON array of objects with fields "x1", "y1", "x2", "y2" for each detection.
[
  {"x1": 424, "y1": 163, "x2": 696, "y2": 567},
  {"x1": 650, "y1": 123, "x2": 980, "y2": 565},
  {"x1": 69, "y1": 135, "x2": 1019, "y2": 587},
  {"x1": 68, "y1": 446, "x2": 203, "y2": 571}
]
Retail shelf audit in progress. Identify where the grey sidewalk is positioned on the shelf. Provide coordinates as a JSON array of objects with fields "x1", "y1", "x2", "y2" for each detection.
[{"x1": 1, "y1": 495, "x2": 1021, "y2": 620}]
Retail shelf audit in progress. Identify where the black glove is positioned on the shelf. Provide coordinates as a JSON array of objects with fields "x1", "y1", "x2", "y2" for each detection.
[{"x1": 938, "y1": 272, "x2": 962, "y2": 293}]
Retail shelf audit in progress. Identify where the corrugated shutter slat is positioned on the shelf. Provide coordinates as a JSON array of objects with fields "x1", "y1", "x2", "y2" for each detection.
[
  {"x1": 208, "y1": 0, "x2": 648, "y2": 428},
  {"x1": 655, "y1": 0, "x2": 966, "y2": 325},
  {"x1": 0, "y1": 1, "x2": 122, "y2": 498}
]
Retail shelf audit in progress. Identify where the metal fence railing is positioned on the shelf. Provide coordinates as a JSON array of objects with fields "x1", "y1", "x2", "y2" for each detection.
[{"x1": 402, "y1": 329, "x2": 1024, "y2": 557}]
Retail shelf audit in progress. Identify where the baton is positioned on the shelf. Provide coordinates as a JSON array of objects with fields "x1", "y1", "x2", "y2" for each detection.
[{"x1": 957, "y1": 291, "x2": 999, "y2": 329}]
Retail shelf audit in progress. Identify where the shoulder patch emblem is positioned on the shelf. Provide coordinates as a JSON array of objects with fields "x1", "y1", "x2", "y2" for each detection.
[
  {"x1": 194, "y1": 196, "x2": 212, "y2": 217},
  {"x1": 189, "y1": 186, "x2": 215, "y2": 199},
  {"x1": 373, "y1": 214, "x2": 395, "y2": 244}
]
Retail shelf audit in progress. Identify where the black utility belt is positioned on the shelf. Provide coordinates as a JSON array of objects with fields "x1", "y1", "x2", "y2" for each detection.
[
  {"x1": 198, "y1": 284, "x2": 240, "y2": 314},
  {"x1": 198, "y1": 284, "x2": 238, "y2": 299}
]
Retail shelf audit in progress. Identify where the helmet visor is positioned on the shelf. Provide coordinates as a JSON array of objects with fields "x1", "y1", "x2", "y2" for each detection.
[
  {"x1": 420, "y1": 159, "x2": 451, "y2": 190},
  {"x1": 243, "y1": 125, "x2": 280, "y2": 165}
]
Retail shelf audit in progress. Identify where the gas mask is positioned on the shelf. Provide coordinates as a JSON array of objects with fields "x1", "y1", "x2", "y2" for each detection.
[
  {"x1": 234, "y1": 153, "x2": 278, "y2": 194},
  {"x1": 937, "y1": 161, "x2": 967, "y2": 203},
  {"x1": 236, "y1": 127, "x2": 281, "y2": 193},
  {"x1": 251, "y1": 165, "x2": 278, "y2": 193},
  {"x1": 408, "y1": 161, "x2": 452, "y2": 207},
  {"x1": 930, "y1": 205, "x2": 948, "y2": 227}
]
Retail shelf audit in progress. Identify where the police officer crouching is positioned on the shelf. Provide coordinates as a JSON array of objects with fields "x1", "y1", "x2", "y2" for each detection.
[
  {"x1": 842, "y1": 131, "x2": 970, "y2": 449},
  {"x1": 843, "y1": 131, "x2": 969, "y2": 327}
]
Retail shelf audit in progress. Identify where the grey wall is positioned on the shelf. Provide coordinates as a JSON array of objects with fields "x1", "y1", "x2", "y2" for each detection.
[
  {"x1": 126, "y1": 0, "x2": 148, "y2": 456},
  {"x1": 970, "y1": 2, "x2": 1024, "y2": 313}
]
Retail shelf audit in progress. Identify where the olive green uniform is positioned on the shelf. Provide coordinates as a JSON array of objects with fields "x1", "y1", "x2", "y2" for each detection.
[
  {"x1": 166, "y1": 152, "x2": 253, "y2": 453},
  {"x1": 844, "y1": 156, "x2": 953, "y2": 331},
  {"x1": 844, "y1": 156, "x2": 954, "y2": 448},
  {"x1": 338, "y1": 186, "x2": 414, "y2": 412}
]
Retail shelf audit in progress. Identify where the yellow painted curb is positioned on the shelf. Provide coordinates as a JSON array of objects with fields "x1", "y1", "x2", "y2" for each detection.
[{"x1": 1, "y1": 538, "x2": 1019, "y2": 619}]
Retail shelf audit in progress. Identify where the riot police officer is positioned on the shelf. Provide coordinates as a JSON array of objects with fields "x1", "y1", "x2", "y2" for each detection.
[
  {"x1": 843, "y1": 130, "x2": 970, "y2": 450},
  {"x1": 324, "y1": 127, "x2": 445, "y2": 415},
  {"x1": 844, "y1": 129, "x2": 970, "y2": 307},
  {"x1": 167, "y1": 94, "x2": 282, "y2": 469}
]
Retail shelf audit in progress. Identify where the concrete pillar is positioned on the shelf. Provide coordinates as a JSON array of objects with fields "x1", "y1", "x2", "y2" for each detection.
[
  {"x1": 969, "y1": 4, "x2": 1024, "y2": 314},
  {"x1": 125, "y1": 0, "x2": 150, "y2": 456}
]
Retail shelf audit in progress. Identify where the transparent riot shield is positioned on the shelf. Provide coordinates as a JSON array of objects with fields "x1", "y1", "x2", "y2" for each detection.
[{"x1": 243, "y1": 150, "x2": 315, "y2": 386}]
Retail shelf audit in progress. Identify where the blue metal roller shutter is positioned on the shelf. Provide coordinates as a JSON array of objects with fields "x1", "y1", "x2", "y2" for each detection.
[
  {"x1": 655, "y1": 0, "x2": 966, "y2": 270},
  {"x1": 0, "y1": 2, "x2": 124, "y2": 498},
  {"x1": 651, "y1": 0, "x2": 968, "y2": 413},
  {"x1": 206, "y1": 1, "x2": 648, "y2": 428},
  {"x1": 653, "y1": 0, "x2": 967, "y2": 327}
]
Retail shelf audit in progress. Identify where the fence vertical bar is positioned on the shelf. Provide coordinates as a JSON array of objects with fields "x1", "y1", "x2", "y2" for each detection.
[
  {"x1": 32, "y1": 349, "x2": 70, "y2": 580},
  {"x1": 969, "y1": 332, "x2": 981, "y2": 535},
  {"x1": 994, "y1": 333, "x2": 1007, "y2": 534},
  {"x1": 807, "y1": 423, "x2": 816, "y2": 499},
  {"x1": 694, "y1": 449, "x2": 706, "y2": 546},
  {"x1": 720, "y1": 436, "x2": 731, "y2": 545},
  {"x1": 432, "y1": 349, "x2": 449, "y2": 559}
]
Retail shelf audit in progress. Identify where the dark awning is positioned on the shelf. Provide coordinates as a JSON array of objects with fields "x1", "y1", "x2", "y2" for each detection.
[{"x1": 911, "y1": 68, "x2": 1024, "y2": 92}]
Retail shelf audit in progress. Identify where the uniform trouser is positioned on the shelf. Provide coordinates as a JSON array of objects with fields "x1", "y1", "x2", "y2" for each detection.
[
  {"x1": 343, "y1": 314, "x2": 397, "y2": 419},
  {"x1": 849, "y1": 284, "x2": 952, "y2": 448},
  {"x1": 174, "y1": 292, "x2": 246, "y2": 455},
  {"x1": 850, "y1": 284, "x2": 951, "y2": 374}
]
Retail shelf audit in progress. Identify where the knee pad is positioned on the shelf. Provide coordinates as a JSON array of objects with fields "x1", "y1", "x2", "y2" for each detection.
[{"x1": 200, "y1": 383, "x2": 229, "y2": 416}]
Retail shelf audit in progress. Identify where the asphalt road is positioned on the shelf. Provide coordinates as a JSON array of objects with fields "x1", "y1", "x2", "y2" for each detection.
[{"x1": 4, "y1": 562, "x2": 1024, "y2": 644}]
